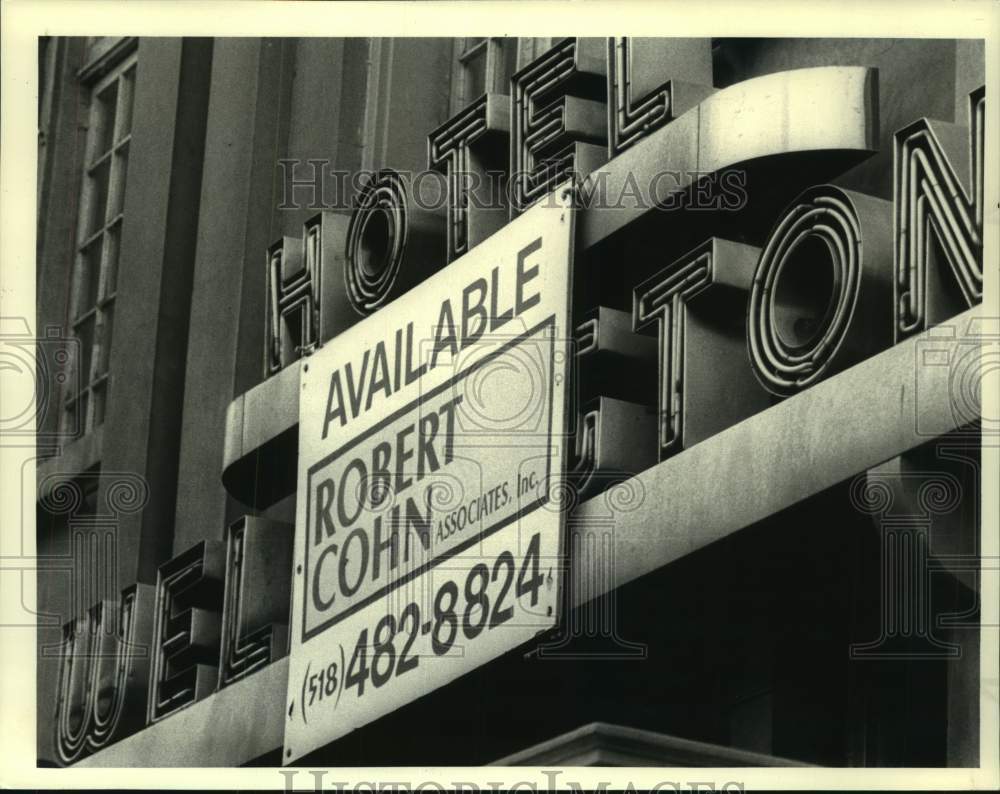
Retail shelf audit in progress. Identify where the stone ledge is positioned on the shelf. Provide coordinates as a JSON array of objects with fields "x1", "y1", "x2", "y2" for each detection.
[{"x1": 493, "y1": 721, "x2": 810, "y2": 766}]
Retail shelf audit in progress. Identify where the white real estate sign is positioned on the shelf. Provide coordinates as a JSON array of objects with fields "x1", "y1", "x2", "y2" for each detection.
[{"x1": 283, "y1": 187, "x2": 575, "y2": 763}]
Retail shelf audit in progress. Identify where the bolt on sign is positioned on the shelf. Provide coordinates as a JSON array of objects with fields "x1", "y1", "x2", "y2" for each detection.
[{"x1": 283, "y1": 185, "x2": 575, "y2": 763}]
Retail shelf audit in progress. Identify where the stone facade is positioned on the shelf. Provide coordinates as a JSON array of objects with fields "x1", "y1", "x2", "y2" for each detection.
[{"x1": 34, "y1": 36, "x2": 986, "y2": 768}]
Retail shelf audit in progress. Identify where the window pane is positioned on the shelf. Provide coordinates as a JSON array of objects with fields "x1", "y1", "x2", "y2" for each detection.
[
  {"x1": 96, "y1": 303, "x2": 114, "y2": 376},
  {"x1": 77, "y1": 236, "x2": 103, "y2": 317},
  {"x1": 74, "y1": 315, "x2": 95, "y2": 387},
  {"x1": 116, "y1": 66, "x2": 136, "y2": 140},
  {"x1": 93, "y1": 80, "x2": 119, "y2": 159},
  {"x1": 63, "y1": 394, "x2": 87, "y2": 438},
  {"x1": 102, "y1": 223, "x2": 120, "y2": 298},
  {"x1": 92, "y1": 381, "x2": 107, "y2": 428},
  {"x1": 108, "y1": 144, "x2": 129, "y2": 219},
  {"x1": 84, "y1": 157, "x2": 111, "y2": 236}
]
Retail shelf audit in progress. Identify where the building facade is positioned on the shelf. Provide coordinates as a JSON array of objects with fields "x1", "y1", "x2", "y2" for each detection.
[{"x1": 34, "y1": 36, "x2": 986, "y2": 768}]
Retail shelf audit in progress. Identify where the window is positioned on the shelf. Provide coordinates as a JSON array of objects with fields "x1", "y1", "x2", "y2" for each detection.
[
  {"x1": 63, "y1": 51, "x2": 137, "y2": 437},
  {"x1": 450, "y1": 38, "x2": 518, "y2": 114}
]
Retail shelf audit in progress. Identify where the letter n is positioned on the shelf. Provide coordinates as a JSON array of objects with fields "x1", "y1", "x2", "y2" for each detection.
[{"x1": 894, "y1": 85, "x2": 985, "y2": 341}]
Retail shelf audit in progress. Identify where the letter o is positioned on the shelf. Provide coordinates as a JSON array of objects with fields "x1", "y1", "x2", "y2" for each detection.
[{"x1": 338, "y1": 528, "x2": 370, "y2": 597}]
